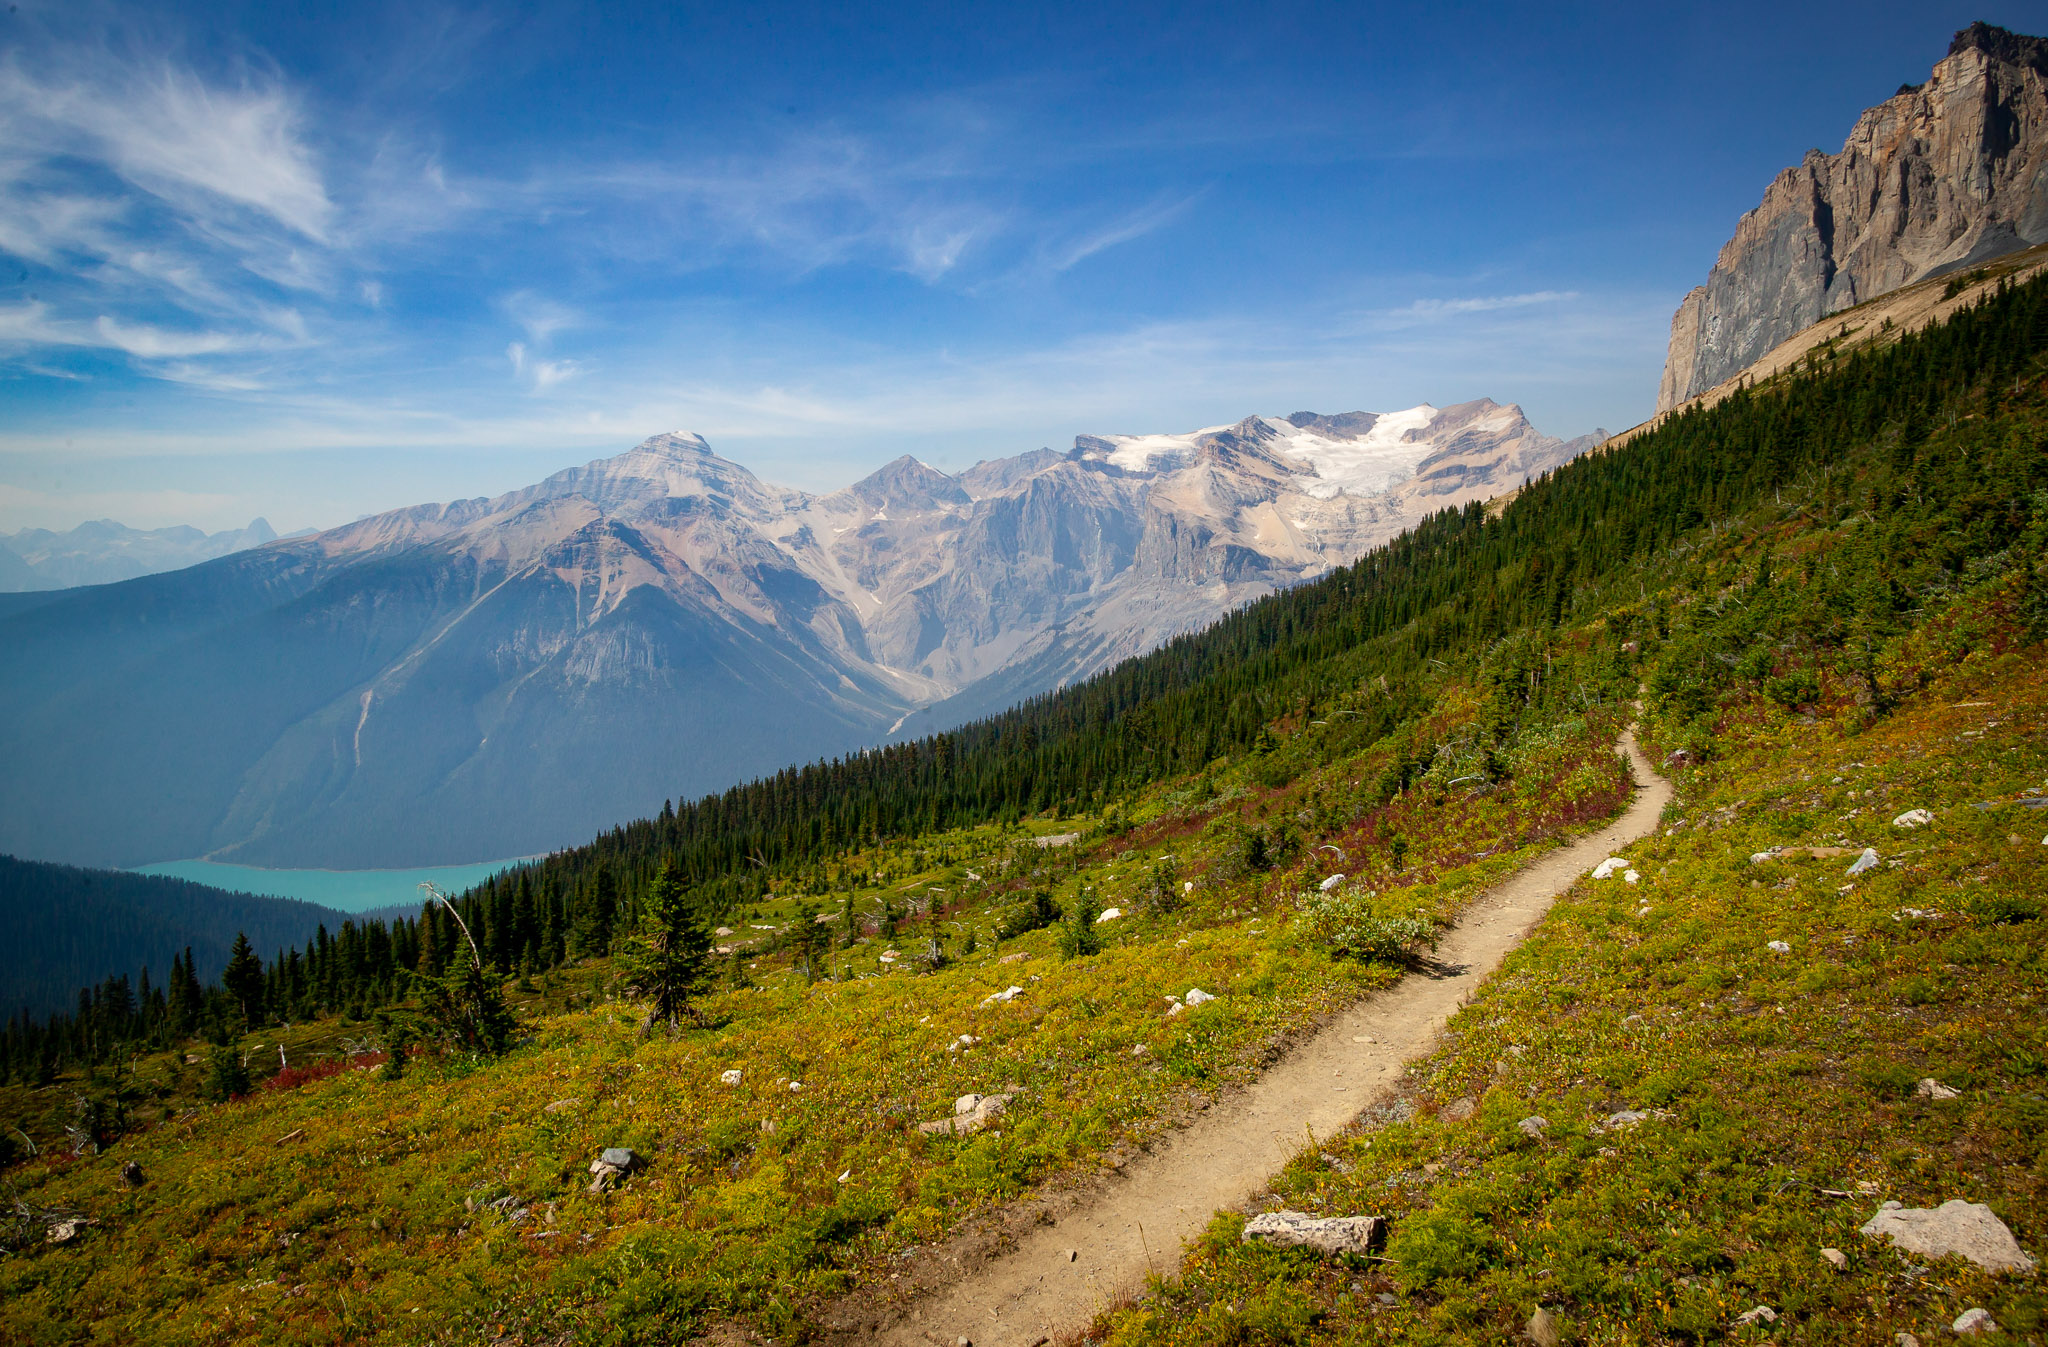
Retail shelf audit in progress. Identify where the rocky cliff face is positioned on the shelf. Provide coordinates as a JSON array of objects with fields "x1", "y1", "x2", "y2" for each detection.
[{"x1": 1657, "y1": 23, "x2": 2048, "y2": 411}]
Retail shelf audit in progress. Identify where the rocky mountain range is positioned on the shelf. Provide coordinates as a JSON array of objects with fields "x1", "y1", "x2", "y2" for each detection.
[
  {"x1": 0, "y1": 517, "x2": 284, "y2": 591},
  {"x1": 0, "y1": 402, "x2": 1599, "y2": 870},
  {"x1": 1657, "y1": 22, "x2": 2048, "y2": 410}
]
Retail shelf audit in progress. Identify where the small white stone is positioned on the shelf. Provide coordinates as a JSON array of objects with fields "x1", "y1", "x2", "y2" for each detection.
[
  {"x1": 1915, "y1": 1078, "x2": 1959, "y2": 1100},
  {"x1": 788, "y1": 1080, "x2": 803, "y2": 1092},
  {"x1": 1892, "y1": 809, "x2": 1935, "y2": 828},
  {"x1": 1767, "y1": 940, "x2": 1791, "y2": 953},
  {"x1": 1095, "y1": 907, "x2": 1122, "y2": 923},
  {"x1": 1847, "y1": 847, "x2": 1881, "y2": 876},
  {"x1": 1954, "y1": 1308, "x2": 1999, "y2": 1337},
  {"x1": 1734, "y1": 1305, "x2": 1777, "y2": 1326},
  {"x1": 1184, "y1": 988, "x2": 1216, "y2": 1005},
  {"x1": 1821, "y1": 1247, "x2": 1848, "y2": 1270},
  {"x1": 719, "y1": 1069, "x2": 742, "y2": 1086},
  {"x1": 1591, "y1": 857, "x2": 1629, "y2": 879},
  {"x1": 1319, "y1": 873, "x2": 1345, "y2": 892},
  {"x1": 1624, "y1": 870, "x2": 1640, "y2": 884}
]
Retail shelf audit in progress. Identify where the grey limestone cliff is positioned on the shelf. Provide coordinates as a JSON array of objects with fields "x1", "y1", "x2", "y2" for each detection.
[{"x1": 1657, "y1": 23, "x2": 2048, "y2": 411}]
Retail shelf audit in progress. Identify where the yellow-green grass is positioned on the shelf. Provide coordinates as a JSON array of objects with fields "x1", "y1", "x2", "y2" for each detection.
[
  {"x1": 1088, "y1": 646, "x2": 2048, "y2": 1345},
  {"x1": 0, "y1": 705, "x2": 1634, "y2": 1344}
]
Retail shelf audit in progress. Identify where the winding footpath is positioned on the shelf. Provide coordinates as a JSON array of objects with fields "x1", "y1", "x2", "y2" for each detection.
[{"x1": 870, "y1": 731, "x2": 1673, "y2": 1347}]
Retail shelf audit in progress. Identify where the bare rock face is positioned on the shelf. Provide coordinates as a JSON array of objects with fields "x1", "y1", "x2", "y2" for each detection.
[
  {"x1": 1657, "y1": 23, "x2": 2048, "y2": 411},
  {"x1": 1859, "y1": 1198, "x2": 2037, "y2": 1273}
]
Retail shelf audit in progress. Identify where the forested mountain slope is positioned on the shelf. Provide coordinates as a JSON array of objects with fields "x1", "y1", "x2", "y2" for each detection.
[{"x1": 0, "y1": 857, "x2": 361, "y2": 1019}]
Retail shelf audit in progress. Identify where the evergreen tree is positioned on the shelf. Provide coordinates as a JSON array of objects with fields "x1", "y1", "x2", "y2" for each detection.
[
  {"x1": 220, "y1": 933, "x2": 265, "y2": 1027},
  {"x1": 619, "y1": 862, "x2": 714, "y2": 1034},
  {"x1": 206, "y1": 1045, "x2": 250, "y2": 1101}
]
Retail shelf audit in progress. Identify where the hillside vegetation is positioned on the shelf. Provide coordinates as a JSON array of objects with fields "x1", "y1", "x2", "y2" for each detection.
[{"x1": 2, "y1": 277, "x2": 2045, "y2": 1344}]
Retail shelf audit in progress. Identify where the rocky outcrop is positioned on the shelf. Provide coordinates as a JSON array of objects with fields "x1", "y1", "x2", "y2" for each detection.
[{"x1": 1657, "y1": 23, "x2": 2048, "y2": 411}]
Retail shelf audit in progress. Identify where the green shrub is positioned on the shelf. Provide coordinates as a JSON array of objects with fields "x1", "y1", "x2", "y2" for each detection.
[
  {"x1": 1969, "y1": 892, "x2": 2042, "y2": 925},
  {"x1": 1295, "y1": 893, "x2": 1437, "y2": 964},
  {"x1": 1389, "y1": 1209, "x2": 1496, "y2": 1290},
  {"x1": 1855, "y1": 1059, "x2": 1920, "y2": 1097},
  {"x1": 994, "y1": 890, "x2": 1060, "y2": 941}
]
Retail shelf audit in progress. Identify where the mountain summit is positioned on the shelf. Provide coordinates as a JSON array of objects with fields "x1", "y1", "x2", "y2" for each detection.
[
  {"x1": 0, "y1": 405, "x2": 1599, "y2": 869},
  {"x1": 1656, "y1": 22, "x2": 2048, "y2": 410}
]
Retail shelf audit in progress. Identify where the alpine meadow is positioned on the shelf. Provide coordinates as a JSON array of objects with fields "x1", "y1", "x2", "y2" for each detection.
[{"x1": 2, "y1": 11, "x2": 2046, "y2": 1347}]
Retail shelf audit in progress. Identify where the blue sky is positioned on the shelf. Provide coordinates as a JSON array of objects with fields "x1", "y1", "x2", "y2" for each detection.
[{"x1": 0, "y1": 0, "x2": 2030, "y2": 532}]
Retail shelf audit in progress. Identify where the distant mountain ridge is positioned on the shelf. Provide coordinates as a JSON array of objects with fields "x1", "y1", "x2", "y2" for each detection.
[
  {"x1": 0, "y1": 517, "x2": 283, "y2": 591},
  {"x1": 0, "y1": 403, "x2": 1601, "y2": 870},
  {"x1": 1656, "y1": 22, "x2": 2048, "y2": 410}
]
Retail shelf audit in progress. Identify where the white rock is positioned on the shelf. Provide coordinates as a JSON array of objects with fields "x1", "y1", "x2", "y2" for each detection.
[
  {"x1": 1131, "y1": 1043, "x2": 1148, "y2": 1056},
  {"x1": 1095, "y1": 907, "x2": 1122, "y2": 923},
  {"x1": 1954, "y1": 1308, "x2": 1999, "y2": 1337},
  {"x1": 1734, "y1": 1305, "x2": 1778, "y2": 1326},
  {"x1": 1847, "y1": 847, "x2": 1881, "y2": 876},
  {"x1": 714, "y1": 927, "x2": 734, "y2": 937},
  {"x1": 1527, "y1": 1307, "x2": 1561, "y2": 1347},
  {"x1": 1859, "y1": 1200, "x2": 2037, "y2": 1273},
  {"x1": 1591, "y1": 857, "x2": 1630, "y2": 879},
  {"x1": 955, "y1": 1093, "x2": 987, "y2": 1116},
  {"x1": 719, "y1": 1069, "x2": 742, "y2": 1086},
  {"x1": 1591, "y1": 1108, "x2": 1665, "y2": 1135},
  {"x1": 1892, "y1": 809, "x2": 1935, "y2": 828},
  {"x1": 1183, "y1": 880, "x2": 1195, "y2": 894},
  {"x1": 1517, "y1": 1116, "x2": 1549, "y2": 1139},
  {"x1": 1185, "y1": 988, "x2": 1216, "y2": 1005},
  {"x1": 1166, "y1": 1002, "x2": 1185, "y2": 1018},
  {"x1": 1767, "y1": 940, "x2": 1791, "y2": 953},
  {"x1": 1915, "y1": 1078, "x2": 1959, "y2": 1100},
  {"x1": 1749, "y1": 851, "x2": 1778, "y2": 865},
  {"x1": 1319, "y1": 873, "x2": 1346, "y2": 892},
  {"x1": 918, "y1": 1093, "x2": 1011, "y2": 1136},
  {"x1": 1240, "y1": 1210, "x2": 1383, "y2": 1256},
  {"x1": 788, "y1": 1080, "x2": 803, "y2": 1091},
  {"x1": 1624, "y1": 870, "x2": 1640, "y2": 884},
  {"x1": 1821, "y1": 1246, "x2": 1847, "y2": 1270},
  {"x1": 1897, "y1": 1332, "x2": 1922, "y2": 1347},
  {"x1": 981, "y1": 985, "x2": 1025, "y2": 1005}
]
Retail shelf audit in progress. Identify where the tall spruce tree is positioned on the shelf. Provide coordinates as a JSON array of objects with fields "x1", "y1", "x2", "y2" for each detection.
[
  {"x1": 620, "y1": 862, "x2": 713, "y2": 1035},
  {"x1": 220, "y1": 933, "x2": 265, "y2": 1027}
]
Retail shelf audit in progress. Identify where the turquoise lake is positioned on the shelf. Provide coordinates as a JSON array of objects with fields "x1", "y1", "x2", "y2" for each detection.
[{"x1": 129, "y1": 857, "x2": 537, "y2": 914}]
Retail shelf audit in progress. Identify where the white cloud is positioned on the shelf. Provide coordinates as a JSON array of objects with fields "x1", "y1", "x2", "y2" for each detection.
[
  {"x1": 1393, "y1": 290, "x2": 1579, "y2": 318},
  {"x1": 0, "y1": 56, "x2": 334, "y2": 241},
  {"x1": 507, "y1": 341, "x2": 584, "y2": 391},
  {"x1": 1041, "y1": 192, "x2": 1201, "y2": 272}
]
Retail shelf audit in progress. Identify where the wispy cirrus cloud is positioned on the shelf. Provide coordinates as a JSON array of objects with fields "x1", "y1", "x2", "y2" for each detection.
[{"x1": 1391, "y1": 290, "x2": 1579, "y2": 319}]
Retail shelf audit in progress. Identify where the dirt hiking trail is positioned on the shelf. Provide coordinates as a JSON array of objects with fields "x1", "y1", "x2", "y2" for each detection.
[{"x1": 866, "y1": 731, "x2": 1673, "y2": 1347}]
